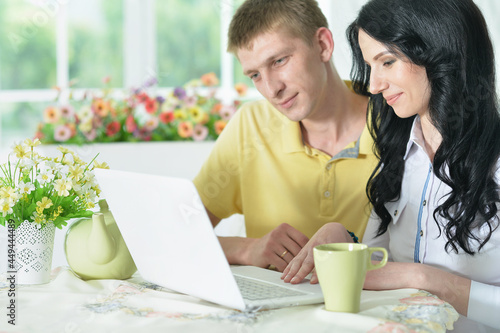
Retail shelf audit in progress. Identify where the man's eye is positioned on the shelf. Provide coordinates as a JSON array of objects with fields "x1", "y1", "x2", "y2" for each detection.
[{"x1": 275, "y1": 57, "x2": 288, "y2": 65}]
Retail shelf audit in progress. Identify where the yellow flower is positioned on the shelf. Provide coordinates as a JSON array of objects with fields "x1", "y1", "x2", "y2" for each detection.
[
  {"x1": 71, "y1": 154, "x2": 86, "y2": 166},
  {"x1": 37, "y1": 197, "x2": 53, "y2": 210},
  {"x1": 12, "y1": 143, "x2": 30, "y2": 159},
  {"x1": 57, "y1": 146, "x2": 71, "y2": 155},
  {"x1": 68, "y1": 165, "x2": 84, "y2": 181},
  {"x1": 24, "y1": 138, "x2": 41, "y2": 148},
  {"x1": 54, "y1": 179, "x2": 72, "y2": 197},
  {"x1": 188, "y1": 106, "x2": 205, "y2": 123},
  {"x1": 78, "y1": 118, "x2": 93, "y2": 133},
  {"x1": 94, "y1": 161, "x2": 110, "y2": 169},
  {"x1": 174, "y1": 109, "x2": 188, "y2": 120},
  {"x1": 0, "y1": 186, "x2": 17, "y2": 201},
  {"x1": 31, "y1": 211, "x2": 46, "y2": 225}
]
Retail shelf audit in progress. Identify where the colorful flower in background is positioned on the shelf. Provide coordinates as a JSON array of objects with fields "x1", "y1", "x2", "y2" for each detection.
[{"x1": 35, "y1": 74, "x2": 249, "y2": 144}]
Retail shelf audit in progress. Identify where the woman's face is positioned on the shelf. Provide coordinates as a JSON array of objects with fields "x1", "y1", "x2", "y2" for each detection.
[{"x1": 358, "y1": 29, "x2": 431, "y2": 119}]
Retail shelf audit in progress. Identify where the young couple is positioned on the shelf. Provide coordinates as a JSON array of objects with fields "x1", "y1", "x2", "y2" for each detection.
[{"x1": 193, "y1": 0, "x2": 500, "y2": 328}]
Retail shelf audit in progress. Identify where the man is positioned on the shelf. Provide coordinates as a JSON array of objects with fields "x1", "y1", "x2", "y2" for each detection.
[{"x1": 193, "y1": 0, "x2": 377, "y2": 272}]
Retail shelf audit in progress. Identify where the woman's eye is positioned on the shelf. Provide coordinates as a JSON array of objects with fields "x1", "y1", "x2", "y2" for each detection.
[{"x1": 383, "y1": 60, "x2": 396, "y2": 66}]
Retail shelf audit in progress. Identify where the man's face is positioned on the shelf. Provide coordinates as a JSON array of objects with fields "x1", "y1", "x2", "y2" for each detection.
[{"x1": 237, "y1": 29, "x2": 330, "y2": 122}]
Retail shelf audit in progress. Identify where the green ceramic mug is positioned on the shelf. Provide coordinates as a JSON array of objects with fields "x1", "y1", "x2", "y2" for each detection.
[{"x1": 313, "y1": 243, "x2": 388, "y2": 313}]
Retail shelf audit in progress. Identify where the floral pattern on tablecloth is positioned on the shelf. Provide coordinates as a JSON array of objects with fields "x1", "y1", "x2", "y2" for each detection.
[
  {"x1": 366, "y1": 291, "x2": 459, "y2": 333},
  {"x1": 82, "y1": 279, "x2": 269, "y2": 325}
]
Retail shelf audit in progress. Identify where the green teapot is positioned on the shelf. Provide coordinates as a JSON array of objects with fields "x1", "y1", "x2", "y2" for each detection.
[{"x1": 65, "y1": 199, "x2": 137, "y2": 280}]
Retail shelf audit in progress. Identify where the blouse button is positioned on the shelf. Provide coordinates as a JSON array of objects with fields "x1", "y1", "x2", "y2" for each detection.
[
  {"x1": 420, "y1": 230, "x2": 424, "y2": 237},
  {"x1": 394, "y1": 210, "x2": 398, "y2": 216},
  {"x1": 423, "y1": 200, "x2": 427, "y2": 206},
  {"x1": 324, "y1": 191, "x2": 331, "y2": 198}
]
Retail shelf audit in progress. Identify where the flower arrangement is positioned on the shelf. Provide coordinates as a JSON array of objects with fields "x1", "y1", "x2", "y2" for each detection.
[
  {"x1": 0, "y1": 138, "x2": 109, "y2": 229},
  {"x1": 35, "y1": 73, "x2": 248, "y2": 144}
]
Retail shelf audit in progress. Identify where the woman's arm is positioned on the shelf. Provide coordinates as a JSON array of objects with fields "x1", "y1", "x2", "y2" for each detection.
[{"x1": 364, "y1": 262, "x2": 471, "y2": 316}]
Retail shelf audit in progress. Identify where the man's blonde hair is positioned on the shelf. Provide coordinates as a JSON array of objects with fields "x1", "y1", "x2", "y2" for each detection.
[{"x1": 227, "y1": 0, "x2": 329, "y2": 54}]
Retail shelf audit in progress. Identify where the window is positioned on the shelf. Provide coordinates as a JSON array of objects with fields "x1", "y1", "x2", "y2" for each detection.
[
  {"x1": 68, "y1": 0, "x2": 124, "y2": 88},
  {"x1": 0, "y1": 0, "x2": 335, "y2": 157},
  {"x1": 0, "y1": 1, "x2": 57, "y2": 89}
]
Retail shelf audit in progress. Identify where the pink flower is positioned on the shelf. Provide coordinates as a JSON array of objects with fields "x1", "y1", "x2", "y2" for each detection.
[
  {"x1": 125, "y1": 115, "x2": 137, "y2": 133},
  {"x1": 192, "y1": 124, "x2": 208, "y2": 141},
  {"x1": 60, "y1": 105, "x2": 75, "y2": 119},
  {"x1": 219, "y1": 105, "x2": 236, "y2": 121},
  {"x1": 143, "y1": 117, "x2": 159, "y2": 132},
  {"x1": 84, "y1": 129, "x2": 97, "y2": 141},
  {"x1": 54, "y1": 125, "x2": 72, "y2": 142},
  {"x1": 184, "y1": 96, "x2": 197, "y2": 108}
]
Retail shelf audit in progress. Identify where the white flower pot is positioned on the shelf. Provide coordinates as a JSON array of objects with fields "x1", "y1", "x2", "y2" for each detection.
[{"x1": 15, "y1": 221, "x2": 56, "y2": 284}]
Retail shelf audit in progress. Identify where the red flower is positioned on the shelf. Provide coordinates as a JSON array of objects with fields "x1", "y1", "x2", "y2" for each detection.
[
  {"x1": 159, "y1": 111, "x2": 174, "y2": 124},
  {"x1": 106, "y1": 121, "x2": 121, "y2": 137},
  {"x1": 144, "y1": 98, "x2": 158, "y2": 114},
  {"x1": 136, "y1": 92, "x2": 149, "y2": 103}
]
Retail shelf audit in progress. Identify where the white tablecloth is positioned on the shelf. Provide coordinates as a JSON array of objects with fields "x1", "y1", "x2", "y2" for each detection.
[{"x1": 0, "y1": 267, "x2": 459, "y2": 333}]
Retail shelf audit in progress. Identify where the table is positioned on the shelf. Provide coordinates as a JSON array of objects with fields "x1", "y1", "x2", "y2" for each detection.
[{"x1": 0, "y1": 266, "x2": 463, "y2": 333}]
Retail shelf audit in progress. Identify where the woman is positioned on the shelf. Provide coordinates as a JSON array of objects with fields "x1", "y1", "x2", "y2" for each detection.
[{"x1": 281, "y1": 0, "x2": 500, "y2": 328}]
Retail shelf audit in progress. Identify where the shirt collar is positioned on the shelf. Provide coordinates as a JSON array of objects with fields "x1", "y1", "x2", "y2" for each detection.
[
  {"x1": 403, "y1": 115, "x2": 426, "y2": 160},
  {"x1": 282, "y1": 118, "x2": 304, "y2": 153},
  {"x1": 282, "y1": 115, "x2": 375, "y2": 158}
]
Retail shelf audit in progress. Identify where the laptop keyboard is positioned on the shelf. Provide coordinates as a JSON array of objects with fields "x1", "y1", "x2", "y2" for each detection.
[{"x1": 234, "y1": 275, "x2": 308, "y2": 301}]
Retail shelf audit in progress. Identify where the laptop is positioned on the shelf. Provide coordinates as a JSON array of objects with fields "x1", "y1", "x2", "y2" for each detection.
[{"x1": 94, "y1": 168, "x2": 324, "y2": 311}]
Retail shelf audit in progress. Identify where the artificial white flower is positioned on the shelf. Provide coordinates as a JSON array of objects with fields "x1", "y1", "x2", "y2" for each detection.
[
  {"x1": 0, "y1": 199, "x2": 14, "y2": 217},
  {"x1": 54, "y1": 179, "x2": 72, "y2": 197},
  {"x1": 18, "y1": 181, "x2": 35, "y2": 195},
  {"x1": 36, "y1": 169, "x2": 55, "y2": 186}
]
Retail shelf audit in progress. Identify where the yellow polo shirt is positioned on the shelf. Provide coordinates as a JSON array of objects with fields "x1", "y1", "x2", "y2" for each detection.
[{"x1": 193, "y1": 99, "x2": 377, "y2": 240}]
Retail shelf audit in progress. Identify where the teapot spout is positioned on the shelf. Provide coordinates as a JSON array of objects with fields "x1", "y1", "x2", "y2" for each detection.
[{"x1": 88, "y1": 213, "x2": 116, "y2": 265}]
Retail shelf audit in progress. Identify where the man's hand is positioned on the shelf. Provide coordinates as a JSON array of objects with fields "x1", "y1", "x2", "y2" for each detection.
[
  {"x1": 281, "y1": 222, "x2": 353, "y2": 284},
  {"x1": 219, "y1": 223, "x2": 309, "y2": 272}
]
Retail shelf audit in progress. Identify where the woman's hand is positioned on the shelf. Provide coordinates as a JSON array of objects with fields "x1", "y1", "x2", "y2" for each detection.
[{"x1": 281, "y1": 222, "x2": 353, "y2": 284}]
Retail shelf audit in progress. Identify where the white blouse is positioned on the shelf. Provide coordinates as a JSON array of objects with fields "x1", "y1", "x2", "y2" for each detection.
[{"x1": 364, "y1": 116, "x2": 500, "y2": 329}]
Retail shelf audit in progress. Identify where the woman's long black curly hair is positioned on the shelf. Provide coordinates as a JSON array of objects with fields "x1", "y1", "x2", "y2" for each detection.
[{"x1": 347, "y1": 0, "x2": 500, "y2": 254}]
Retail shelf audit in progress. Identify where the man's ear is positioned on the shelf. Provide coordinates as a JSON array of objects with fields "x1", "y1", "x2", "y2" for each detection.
[{"x1": 315, "y1": 27, "x2": 334, "y2": 62}]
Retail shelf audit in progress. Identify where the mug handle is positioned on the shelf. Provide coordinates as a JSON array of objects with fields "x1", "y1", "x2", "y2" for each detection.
[{"x1": 366, "y1": 247, "x2": 388, "y2": 271}]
